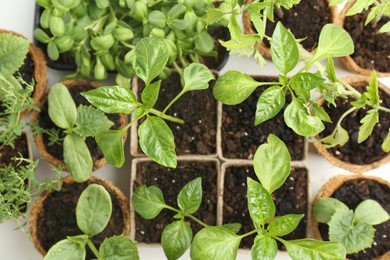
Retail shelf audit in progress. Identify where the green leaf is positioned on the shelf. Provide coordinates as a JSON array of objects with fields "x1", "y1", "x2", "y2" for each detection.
[
  {"x1": 141, "y1": 80, "x2": 161, "y2": 109},
  {"x1": 253, "y1": 134, "x2": 291, "y2": 194},
  {"x1": 247, "y1": 178, "x2": 275, "y2": 228},
  {"x1": 100, "y1": 236, "x2": 140, "y2": 260},
  {"x1": 347, "y1": 0, "x2": 374, "y2": 16},
  {"x1": 43, "y1": 239, "x2": 86, "y2": 260},
  {"x1": 75, "y1": 105, "x2": 113, "y2": 138},
  {"x1": 177, "y1": 177, "x2": 202, "y2": 214},
  {"x1": 206, "y1": 9, "x2": 225, "y2": 25},
  {"x1": 275, "y1": 0, "x2": 300, "y2": 9},
  {"x1": 251, "y1": 232, "x2": 278, "y2": 260},
  {"x1": 366, "y1": 72, "x2": 379, "y2": 107},
  {"x1": 312, "y1": 103, "x2": 331, "y2": 123},
  {"x1": 284, "y1": 239, "x2": 346, "y2": 260},
  {"x1": 0, "y1": 33, "x2": 30, "y2": 75},
  {"x1": 320, "y1": 126, "x2": 349, "y2": 148},
  {"x1": 355, "y1": 199, "x2": 390, "y2": 225},
  {"x1": 382, "y1": 129, "x2": 390, "y2": 152},
  {"x1": 191, "y1": 227, "x2": 241, "y2": 260},
  {"x1": 358, "y1": 109, "x2": 378, "y2": 143},
  {"x1": 139, "y1": 116, "x2": 176, "y2": 168},
  {"x1": 255, "y1": 86, "x2": 285, "y2": 125},
  {"x1": 325, "y1": 57, "x2": 337, "y2": 83},
  {"x1": 313, "y1": 197, "x2": 349, "y2": 223},
  {"x1": 221, "y1": 223, "x2": 242, "y2": 234},
  {"x1": 213, "y1": 71, "x2": 261, "y2": 105},
  {"x1": 290, "y1": 73, "x2": 325, "y2": 101},
  {"x1": 96, "y1": 129, "x2": 126, "y2": 168},
  {"x1": 270, "y1": 22, "x2": 299, "y2": 75},
  {"x1": 134, "y1": 37, "x2": 169, "y2": 85},
  {"x1": 76, "y1": 184, "x2": 112, "y2": 237},
  {"x1": 81, "y1": 86, "x2": 138, "y2": 114},
  {"x1": 228, "y1": 15, "x2": 241, "y2": 41},
  {"x1": 267, "y1": 214, "x2": 304, "y2": 237},
  {"x1": 48, "y1": 83, "x2": 77, "y2": 129},
  {"x1": 67, "y1": 235, "x2": 89, "y2": 246},
  {"x1": 161, "y1": 221, "x2": 193, "y2": 260},
  {"x1": 284, "y1": 98, "x2": 325, "y2": 137},
  {"x1": 329, "y1": 0, "x2": 344, "y2": 6},
  {"x1": 194, "y1": 31, "x2": 214, "y2": 54},
  {"x1": 182, "y1": 63, "x2": 215, "y2": 92},
  {"x1": 379, "y1": 21, "x2": 390, "y2": 33},
  {"x1": 132, "y1": 185, "x2": 166, "y2": 219},
  {"x1": 63, "y1": 134, "x2": 92, "y2": 183}
]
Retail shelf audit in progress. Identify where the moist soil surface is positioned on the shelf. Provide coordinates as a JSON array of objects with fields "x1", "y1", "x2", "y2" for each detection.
[
  {"x1": 133, "y1": 160, "x2": 218, "y2": 243},
  {"x1": 318, "y1": 83, "x2": 390, "y2": 165},
  {"x1": 222, "y1": 76, "x2": 305, "y2": 160},
  {"x1": 262, "y1": 0, "x2": 332, "y2": 51},
  {"x1": 137, "y1": 72, "x2": 217, "y2": 155},
  {"x1": 0, "y1": 133, "x2": 29, "y2": 168},
  {"x1": 344, "y1": 11, "x2": 390, "y2": 73},
  {"x1": 318, "y1": 179, "x2": 390, "y2": 259},
  {"x1": 38, "y1": 84, "x2": 123, "y2": 164},
  {"x1": 36, "y1": 179, "x2": 125, "y2": 260},
  {"x1": 222, "y1": 166, "x2": 308, "y2": 249}
]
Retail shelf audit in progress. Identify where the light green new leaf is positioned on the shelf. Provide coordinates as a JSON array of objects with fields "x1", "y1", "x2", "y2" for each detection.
[
  {"x1": 48, "y1": 83, "x2": 77, "y2": 129},
  {"x1": 228, "y1": 15, "x2": 241, "y2": 41},
  {"x1": 191, "y1": 227, "x2": 241, "y2": 260},
  {"x1": 329, "y1": 0, "x2": 344, "y2": 6},
  {"x1": 284, "y1": 239, "x2": 346, "y2": 260},
  {"x1": 355, "y1": 199, "x2": 390, "y2": 225},
  {"x1": 76, "y1": 184, "x2": 112, "y2": 237},
  {"x1": 382, "y1": 129, "x2": 390, "y2": 152},
  {"x1": 183, "y1": 63, "x2": 215, "y2": 92},
  {"x1": 251, "y1": 231, "x2": 277, "y2": 260},
  {"x1": 134, "y1": 37, "x2": 169, "y2": 85},
  {"x1": 284, "y1": 98, "x2": 325, "y2": 137},
  {"x1": 139, "y1": 116, "x2": 176, "y2": 168},
  {"x1": 270, "y1": 22, "x2": 299, "y2": 75},
  {"x1": 44, "y1": 239, "x2": 86, "y2": 260},
  {"x1": 347, "y1": 0, "x2": 374, "y2": 16},
  {"x1": 290, "y1": 73, "x2": 324, "y2": 101},
  {"x1": 0, "y1": 33, "x2": 29, "y2": 75},
  {"x1": 379, "y1": 21, "x2": 390, "y2": 33},
  {"x1": 313, "y1": 197, "x2": 349, "y2": 223},
  {"x1": 161, "y1": 221, "x2": 193, "y2": 260},
  {"x1": 247, "y1": 178, "x2": 275, "y2": 228},
  {"x1": 81, "y1": 86, "x2": 138, "y2": 114},
  {"x1": 141, "y1": 80, "x2": 161, "y2": 109},
  {"x1": 96, "y1": 128, "x2": 126, "y2": 168},
  {"x1": 312, "y1": 103, "x2": 332, "y2": 123},
  {"x1": 275, "y1": 0, "x2": 300, "y2": 9},
  {"x1": 267, "y1": 214, "x2": 304, "y2": 237},
  {"x1": 221, "y1": 223, "x2": 242, "y2": 234},
  {"x1": 100, "y1": 236, "x2": 140, "y2": 260},
  {"x1": 253, "y1": 134, "x2": 291, "y2": 194},
  {"x1": 358, "y1": 109, "x2": 378, "y2": 143},
  {"x1": 177, "y1": 177, "x2": 202, "y2": 214},
  {"x1": 325, "y1": 57, "x2": 337, "y2": 83},
  {"x1": 132, "y1": 185, "x2": 166, "y2": 219},
  {"x1": 320, "y1": 126, "x2": 349, "y2": 148},
  {"x1": 206, "y1": 9, "x2": 225, "y2": 25},
  {"x1": 213, "y1": 71, "x2": 261, "y2": 105},
  {"x1": 255, "y1": 86, "x2": 285, "y2": 125},
  {"x1": 63, "y1": 134, "x2": 92, "y2": 183},
  {"x1": 67, "y1": 235, "x2": 89, "y2": 246},
  {"x1": 75, "y1": 105, "x2": 113, "y2": 138},
  {"x1": 366, "y1": 72, "x2": 379, "y2": 107}
]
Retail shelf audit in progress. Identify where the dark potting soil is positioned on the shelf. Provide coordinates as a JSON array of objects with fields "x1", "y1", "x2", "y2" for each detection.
[
  {"x1": 36, "y1": 179, "x2": 126, "y2": 260},
  {"x1": 262, "y1": 0, "x2": 332, "y2": 51},
  {"x1": 318, "y1": 179, "x2": 390, "y2": 259},
  {"x1": 222, "y1": 76, "x2": 305, "y2": 160},
  {"x1": 133, "y1": 160, "x2": 218, "y2": 243},
  {"x1": 318, "y1": 83, "x2": 390, "y2": 165},
  {"x1": 38, "y1": 84, "x2": 123, "y2": 163},
  {"x1": 344, "y1": 11, "x2": 390, "y2": 73},
  {"x1": 0, "y1": 133, "x2": 29, "y2": 168},
  {"x1": 137, "y1": 72, "x2": 217, "y2": 155},
  {"x1": 222, "y1": 166, "x2": 308, "y2": 249}
]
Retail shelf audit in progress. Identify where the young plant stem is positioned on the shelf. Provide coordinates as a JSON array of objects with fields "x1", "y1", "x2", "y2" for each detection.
[
  {"x1": 87, "y1": 240, "x2": 101, "y2": 259},
  {"x1": 166, "y1": 205, "x2": 209, "y2": 227},
  {"x1": 238, "y1": 229, "x2": 258, "y2": 239},
  {"x1": 148, "y1": 107, "x2": 185, "y2": 124},
  {"x1": 326, "y1": 106, "x2": 358, "y2": 139},
  {"x1": 162, "y1": 89, "x2": 186, "y2": 114}
]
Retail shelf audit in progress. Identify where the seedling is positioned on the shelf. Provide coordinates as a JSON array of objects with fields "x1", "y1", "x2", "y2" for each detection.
[
  {"x1": 314, "y1": 197, "x2": 390, "y2": 254},
  {"x1": 133, "y1": 134, "x2": 347, "y2": 260},
  {"x1": 44, "y1": 183, "x2": 139, "y2": 260}
]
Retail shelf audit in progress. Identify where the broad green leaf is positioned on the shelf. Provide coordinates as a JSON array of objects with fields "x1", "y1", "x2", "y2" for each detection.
[
  {"x1": 355, "y1": 199, "x2": 390, "y2": 225},
  {"x1": 161, "y1": 221, "x2": 193, "y2": 260},
  {"x1": 63, "y1": 134, "x2": 92, "y2": 183},
  {"x1": 134, "y1": 37, "x2": 169, "y2": 85},
  {"x1": 177, "y1": 177, "x2": 202, "y2": 214},
  {"x1": 182, "y1": 63, "x2": 215, "y2": 92},
  {"x1": 0, "y1": 33, "x2": 29, "y2": 75},
  {"x1": 139, "y1": 116, "x2": 176, "y2": 168},
  {"x1": 81, "y1": 86, "x2": 138, "y2": 114},
  {"x1": 320, "y1": 126, "x2": 349, "y2": 148},
  {"x1": 313, "y1": 197, "x2": 349, "y2": 223},
  {"x1": 48, "y1": 83, "x2": 77, "y2": 129},
  {"x1": 253, "y1": 134, "x2": 291, "y2": 194},
  {"x1": 312, "y1": 103, "x2": 331, "y2": 123},
  {"x1": 329, "y1": 208, "x2": 375, "y2": 254},
  {"x1": 358, "y1": 109, "x2": 378, "y2": 143},
  {"x1": 213, "y1": 71, "x2": 261, "y2": 105},
  {"x1": 267, "y1": 214, "x2": 304, "y2": 237},
  {"x1": 191, "y1": 227, "x2": 241, "y2": 260},
  {"x1": 247, "y1": 178, "x2": 275, "y2": 228},
  {"x1": 96, "y1": 128, "x2": 126, "y2": 168},
  {"x1": 141, "y1": 80, "x2": 161, "y2": 109},
  {"x1": 76, "y1": 184, "x2": 112, "y2": 236},
  {"x1": 284, "y1": 239, "x2": 346, "y2": 260},
  {"x1": 221, "y1": 223, "x2": 242, "y2": 234},
  {"x1": 284, "y1": 98, "x2": 325, "y2": 136},
  {"x1": 379, "y1": 21, "x2": 390, "y2": 33},
  {"x1": 132, "y1": 185, "x2": 166, "y2": 219},
  {"x1": 382, "y1": 129, "x2": 390, "y2": 152},
  {"x1": 255, "y1": 86, "x2": 285, "y2": 125},
  {"x1": 75, "y1": 105, "x2": 113, "y2": 138},
  {"x1": 366, "y1": 72, "x2": 379, "y2": 107},
  {"x1": 43, "y1": 239, "x2": 86, "y2": 260},
  {"x1": 325, "y1": 57, "x2": 337, "y2": 83},
  {"x1": 251, "y1": 232, "x2": 278, "y2": 260},
  {"x1": 100, "y1": 236, "x2": 140, "y2": 260},
  {"x1": 290, "y1": 73, "x2": 324, "y2": 101},
  {"x1": 270, "y1": 22, "x2": 299, "y2": 75},
  {"x1": 194, "y1": 31, "x2": 214, "y2": 54}
]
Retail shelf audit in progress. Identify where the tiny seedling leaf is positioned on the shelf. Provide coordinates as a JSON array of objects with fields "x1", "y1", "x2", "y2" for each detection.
[
  {"x1": 182, "y1": 63, "x2": 215, "y2": 92},
  {"x1": 255, "y1": 86, "x2": 285, "y2": 125},
  {"x1": 177, "y1": 177, "x2": 202, "y2": 214},
  {"x1": 366, "y1": 72, "x2": 380, "y2": 107},
  {"x1": 161, "y1": 220, "x2": 193, "y2": 260},
  {"x1": 382, "y1": 129, "x2": 390, "y2": 152},
  {"x1": 48, "y1": 83, "x2": 77, "y2": 129},
  {"x1": 132, "y1": 185, "x2": 166, "y2": 219},
  {"x1": 290, "y1": 73, "x2": 325, "y2": 102},
  {"x1": 100, "y1": 236, "x2": 140, "y2": 260},
  {"x1": 247, "y1": 178, "x2": 275, "y2": 228},
  {"x1": 96, "y1": 128, "x2": 126, "y2": 168}
]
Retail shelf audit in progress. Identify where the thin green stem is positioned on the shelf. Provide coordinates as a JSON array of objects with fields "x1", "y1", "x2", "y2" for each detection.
[
  {"x1": 165, "y1": 205, "x2": 209, "y2": 227},
  {"x1": 173, "y1": 61, "x2": 183, "y2": 77},
  {"x1": 148, "y1": 108, "x2": 185, "y2": 124},
  {"x1": 339, "y1": 80, "x2": 362, "y2": 99},
  {"x1": 378, "y1": 106, "x2": 390, "y2": 113},
  {"x1": 238, "y1": 229, "x2": 258, "y2": 239},
  {"x1": 87, "y1": 240, "x2": 101, "y2": 259},
  {"x1": 162, "y1": 89, "x2": 186, "y2": 114}
]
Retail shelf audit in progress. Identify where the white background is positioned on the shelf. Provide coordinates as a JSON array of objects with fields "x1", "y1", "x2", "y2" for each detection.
[{"x1": 0, "y1": 1, "x2": 389, "y2": 259}]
